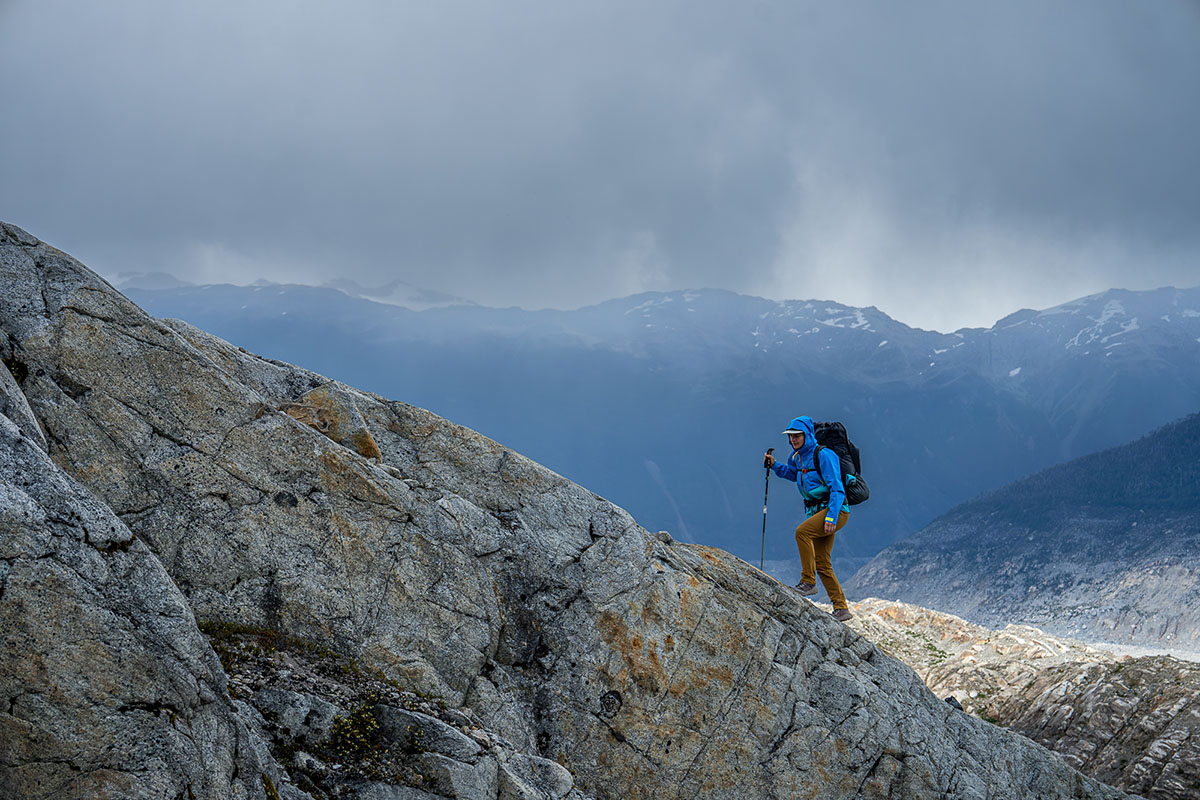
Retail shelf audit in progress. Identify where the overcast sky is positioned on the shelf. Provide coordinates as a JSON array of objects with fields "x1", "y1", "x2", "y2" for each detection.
[{"x1": 2, "y1": 1, "x2": 1199, "y2": 331}]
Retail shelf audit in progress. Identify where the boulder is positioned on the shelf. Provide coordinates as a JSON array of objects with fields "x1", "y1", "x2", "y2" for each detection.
[
  {"x1": 413, "y1": 752, "x2": 498, "y2": 798},
  {"x1": 498, "y1": 752, "x2": 575, "y2": 800},
  {"x1": 374, "y1": 705, "x2": 483, "y2": 761}
]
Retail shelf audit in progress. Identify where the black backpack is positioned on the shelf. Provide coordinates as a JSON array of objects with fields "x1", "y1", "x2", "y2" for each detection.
[{"x1": 812, "y1": 421, "x2": 870, "y2": 506}]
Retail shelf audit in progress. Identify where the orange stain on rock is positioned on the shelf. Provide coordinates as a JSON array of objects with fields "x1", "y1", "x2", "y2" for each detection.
[
  {"x1": 318, "y1": 450, "x2": 390, "y2": 504},
  {"x1": 598, "y1": 610, "x2": 670, "y2": 696}
]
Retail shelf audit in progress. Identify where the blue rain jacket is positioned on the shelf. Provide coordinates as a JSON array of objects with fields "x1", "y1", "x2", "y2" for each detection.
[{"x1": 772, "y1": 416, "x2": 848, "y2": 523}]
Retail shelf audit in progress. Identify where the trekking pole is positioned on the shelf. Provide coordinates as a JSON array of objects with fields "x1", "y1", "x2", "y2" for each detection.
[{"x1": 760, "y1": 448, "x2": 773, "y2": 570}]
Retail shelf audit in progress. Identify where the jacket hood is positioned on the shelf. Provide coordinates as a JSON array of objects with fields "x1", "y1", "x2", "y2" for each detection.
[{"x1": 784, "y1": 416, "x2": 817, "y2": 457}]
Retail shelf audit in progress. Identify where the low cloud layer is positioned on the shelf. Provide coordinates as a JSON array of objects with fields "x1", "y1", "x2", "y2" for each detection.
[{"x1": 2, "y1": 0, "x2": 1198, "y2": 330}]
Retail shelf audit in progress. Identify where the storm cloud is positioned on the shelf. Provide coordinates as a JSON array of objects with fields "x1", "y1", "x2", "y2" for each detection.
[{"x1": 2, "y1": 0, "x2": 1198, "y2": 330}]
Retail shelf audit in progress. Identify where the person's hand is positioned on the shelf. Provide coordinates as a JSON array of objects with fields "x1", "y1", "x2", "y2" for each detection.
[
  {"x1": 763, "y1": 451, "x2": 775, "y2": 468},
  {"x1": 824, "y1": 518, "x2": 836, "y2": 534}
]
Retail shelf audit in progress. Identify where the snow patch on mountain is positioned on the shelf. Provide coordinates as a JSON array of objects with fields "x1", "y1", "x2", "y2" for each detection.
[
  {"x1": 626, "y1": 295, "x2": 675, "y2": 315},
  {"x1": 818, "y1": 308, "x2": 874, "y2": 331},
  {"x1": 1066, "y1": 300, "x2": 1133, "y2": 349},
  {"x1": 1102, "y1": 318, "x2": 1140, "y2": 342}
]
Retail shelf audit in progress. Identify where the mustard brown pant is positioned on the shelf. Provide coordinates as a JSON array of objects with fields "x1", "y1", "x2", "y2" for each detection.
[{"x1": 795, "y1": 509, "x2": 850, "y2": 610}]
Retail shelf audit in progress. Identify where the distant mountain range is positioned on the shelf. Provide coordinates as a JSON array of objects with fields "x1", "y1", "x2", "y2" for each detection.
[
  {"x1": 319, "y1": 277, "x2": 477, "y2": 311},
  {"x1": 110, "y1": 271, "x2": 476, "y2": 311},
  {"x1": 123, "y1": 280, "x2": 1200, "y2": 574},
  {"x1": 848, "y1": 412, "x2": 1200, "y2": 652}
]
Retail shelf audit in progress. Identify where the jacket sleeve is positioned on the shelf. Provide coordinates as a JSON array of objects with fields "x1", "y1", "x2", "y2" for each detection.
[
  {"x1": 819, "y1": 447, "x2": 845, "y2": 522},
  {"x1": 773, "y1": 456, "x2": 798, "y2": 482}
]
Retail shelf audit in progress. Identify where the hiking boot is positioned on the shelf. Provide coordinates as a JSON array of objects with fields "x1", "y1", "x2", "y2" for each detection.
[
  {"x1": 831, "y1": 608, "x2": 852, "y2": 622},
  {"x1": 794, "y1": 582, "x2": 817, "y2": 596}
]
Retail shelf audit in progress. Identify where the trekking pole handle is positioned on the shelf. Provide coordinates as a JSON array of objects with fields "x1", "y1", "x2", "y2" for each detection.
[{"x1": 763, "y1": 447, "x2": 774, "y2": 469}]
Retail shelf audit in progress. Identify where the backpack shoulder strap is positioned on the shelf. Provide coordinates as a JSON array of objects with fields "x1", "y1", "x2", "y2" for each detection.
[{"x1": 811, "y1": 445, "x2": 825, "y2": 484}]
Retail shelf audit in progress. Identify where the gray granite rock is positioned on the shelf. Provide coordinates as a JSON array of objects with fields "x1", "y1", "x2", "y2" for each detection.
[
  {"x1": 0, "y1": 355, "x2": 44, "y2": 450},
  {"x1": 343, "y1": 781, "x2": 444, "y2": 800},
  {"x1": 838, "y1": 598, "x2": 1200, "y2": 799},
  {"x1": 0, "y1": 407, "x2": 292, "y2": 798},
  {"x1": 498, "y1": 752, "x2": 575, "y2": 800},
  {"x1": 253, "y1": 687, "x2": 340, "y2": 745},
  {"x1": 414, "y1": 752, "x2": 498, "y2": 798},
  {"x1": 375, "y1": 705, "x2": 483, "y2": 761},
  {"x1": 0, "y1": 220, "x2": 1135, "y2": 799}
]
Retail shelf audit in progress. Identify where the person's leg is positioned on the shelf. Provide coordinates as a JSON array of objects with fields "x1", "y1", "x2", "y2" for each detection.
[
  {"x1": 794, "y1": 511, "x2": 827, "y2": 586},
  {"x1": 811, "y1": 511, "x2": 850, "y2": 608}
]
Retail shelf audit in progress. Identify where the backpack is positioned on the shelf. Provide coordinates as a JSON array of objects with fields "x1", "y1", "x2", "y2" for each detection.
[{"x1": 812, "y1": 421, "x2": 870, "y2": 506}]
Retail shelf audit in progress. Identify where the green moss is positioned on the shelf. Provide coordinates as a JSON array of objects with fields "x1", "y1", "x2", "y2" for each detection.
[
  {"x1": 261, "y1": 774, "x2": 281, "y2": 800},
  {"x1": 196, "y1": 617, "x2": 452, "y2": 790},
  {"x1": 327, "y1": 699, "x2": 382, "y2": 761},
  {"x1": 198, "y1": 619, "x2": 329, "y2": 655},
  {"x1": 406, "y1": 723, "x2": 428, "y2": 755},
  {"x1": 303, "y1": 692, "x2": 427, "y2": 787}
]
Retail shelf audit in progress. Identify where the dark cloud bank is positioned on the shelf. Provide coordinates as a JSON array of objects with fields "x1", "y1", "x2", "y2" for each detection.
[{"x1": 2, "y1": 0, "x2": 1198, "y2": 330}]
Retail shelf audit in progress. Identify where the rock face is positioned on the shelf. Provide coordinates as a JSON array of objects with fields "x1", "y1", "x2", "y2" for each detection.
[
  {"x1": 205, "y1": 619, "x2": 597, "y2": 800},
  {"x1": 0, "y1": 220, "x2": 1133, "y2": 798},
  {"x1": 832, "y1": 598, "x2": 1119, "y2": 711},
  {"x1": 839, "y1": 598, "x2": 1200, "y2": 799},
  {"x1": 0, "y1": 393, "x2": 285, "y2": 798}
]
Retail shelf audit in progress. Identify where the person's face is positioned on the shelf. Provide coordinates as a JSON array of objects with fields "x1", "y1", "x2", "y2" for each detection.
[{"x1": 788, "y1": 432, "x2": 805, "y2": 450}]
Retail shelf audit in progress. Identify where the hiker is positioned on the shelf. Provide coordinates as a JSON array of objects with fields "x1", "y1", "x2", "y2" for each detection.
[{"x1": 763, "y1": 416, "x2": 853, "y2": 622}]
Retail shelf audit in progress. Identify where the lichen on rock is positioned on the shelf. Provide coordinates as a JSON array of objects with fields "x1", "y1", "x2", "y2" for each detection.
[{"x1": 281, "y1": 381, "x2": 384, "y2": 461}]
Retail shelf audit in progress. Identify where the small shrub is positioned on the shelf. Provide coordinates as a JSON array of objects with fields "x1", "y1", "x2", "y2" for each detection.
[{"x1": 327, "y1": 699, "x2": 382, "y2": 761}]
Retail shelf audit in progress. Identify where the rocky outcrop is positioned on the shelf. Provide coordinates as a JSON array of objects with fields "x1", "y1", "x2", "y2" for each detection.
[
  {"x1": 995, "y1": 656, "x2": 1200, "y2": 800},
  {"x1": 833, "y1": 598, "x2": 1118, "y2": 710},
  {"x1": 839, "y1": 598, "x2": 1200, "y2": 799},
  {"x1": 203, "y1": 620, "x2": 596, "y2": 800},
  {"x1": 0, "y1": 220, "x2": 1133, "y2": 798},
  {"x1": 0, "y1": 395, "x2": 290, "y2": 798},
  {"x1": 847, "y1": 413, "x2": 1200, "y2": 654},
  {"x1": 0, "y1": 387, "x2": 595, "y2": 800}
]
